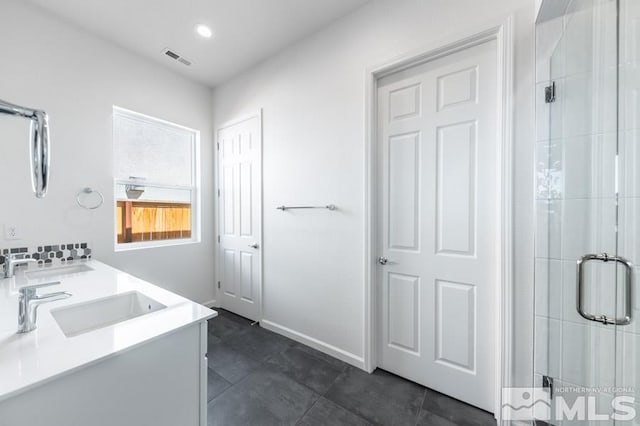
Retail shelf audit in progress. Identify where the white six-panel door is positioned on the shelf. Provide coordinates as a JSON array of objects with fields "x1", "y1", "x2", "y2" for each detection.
[
  {"x1": 217, "y1": 114, "x2": 262, "y2": 321},
  {"x1": 376, "y1": 40, "x2": 498, "y2": 412}
]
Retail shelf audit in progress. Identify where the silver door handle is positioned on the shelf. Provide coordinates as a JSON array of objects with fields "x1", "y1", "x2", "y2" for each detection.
[
  {"x1": 576, "y1": 253, "x2": 633, "y2": 325},
  {"x1": 378, "y1": 256, "x2": 388, "y2": 265},
  {"x1": 249, "y1": 243, "x2": 259, "y2": 249}
]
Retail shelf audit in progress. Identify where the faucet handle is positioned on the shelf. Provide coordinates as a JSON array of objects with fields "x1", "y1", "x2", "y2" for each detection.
[
  {"x1": 18, "y1": 281, "x2": 62, "y2": 293},
  {"x1": 4, "y1": 253, "x2": 36, "y2": 263},
  {"x1": 3, "y1": 254, "x2": 37, "y2": 278}
]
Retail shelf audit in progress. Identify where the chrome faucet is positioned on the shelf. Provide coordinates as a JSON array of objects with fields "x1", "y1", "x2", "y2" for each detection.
[
  {"x1": 3, "y1": 254, "x2": 36, "y2": 278},
  {"x1": 18, "y1": 282, "x2": 71, "y2": 333}
]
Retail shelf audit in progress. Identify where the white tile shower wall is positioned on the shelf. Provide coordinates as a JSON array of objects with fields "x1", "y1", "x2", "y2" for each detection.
[
  {"x1": 561, "y1": 320, "x2": 616, "y2": 388},
  {"x1": 535, "y1": 0, "x2": 640, "y2": 405},
  {"x1": 534, "y1": 258, "x2": 562, "y2": 319},
  {"x1": 0, "y1": 0, "x2": 215, "y2": 304}
]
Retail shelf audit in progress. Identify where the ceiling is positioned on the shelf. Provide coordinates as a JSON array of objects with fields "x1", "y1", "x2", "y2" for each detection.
[{"x1": 27, "y1": 0, "x2": 370, "y2": 88}]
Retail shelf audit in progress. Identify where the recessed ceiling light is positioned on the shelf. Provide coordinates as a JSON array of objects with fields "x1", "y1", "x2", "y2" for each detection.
[{"x1": 195, "y1": 24, "x2": 213, "y2": 39}]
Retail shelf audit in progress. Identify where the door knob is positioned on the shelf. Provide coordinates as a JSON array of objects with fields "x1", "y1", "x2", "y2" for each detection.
[
  {"x1": 378, "y1": 256, "x2": 388, "y2": 265},
  {"x1": 249, "y1": 243, "x2": 259, "y2": 249}
]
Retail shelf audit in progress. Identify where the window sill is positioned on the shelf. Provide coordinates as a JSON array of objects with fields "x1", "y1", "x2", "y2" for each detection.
[{"x1": 114, "y1": 237, "x2": 201, "y2": 252}]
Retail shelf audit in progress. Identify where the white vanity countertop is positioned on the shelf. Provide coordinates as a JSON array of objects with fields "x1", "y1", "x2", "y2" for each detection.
[{"x1": 0, "y1": 260, "x2": 216, "y2": 403}]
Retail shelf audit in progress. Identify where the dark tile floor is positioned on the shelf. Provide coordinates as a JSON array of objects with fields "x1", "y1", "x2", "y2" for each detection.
[{"x1": 207, "y1": 309, "x2": 496, "y2": 426}]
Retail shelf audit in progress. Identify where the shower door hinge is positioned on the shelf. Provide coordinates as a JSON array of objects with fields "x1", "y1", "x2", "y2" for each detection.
[
  {"x1": 217, "y1": 281, "x2": 220, "y2": 289},
  {"x1": 543, "y1": 375, "x2": 554, "y2": 399},
  {"x1": 545, "y1": 82, "x2": 556, "y2": 103}
]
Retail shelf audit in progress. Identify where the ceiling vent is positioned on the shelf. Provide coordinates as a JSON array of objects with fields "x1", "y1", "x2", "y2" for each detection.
[{"x1": 162, "y1": 48, "x2": 192, "y2": 66}]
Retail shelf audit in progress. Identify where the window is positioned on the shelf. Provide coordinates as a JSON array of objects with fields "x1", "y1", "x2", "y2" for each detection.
[{"x1": 113, "y1": 107, "x2": 200, "y2": 250}]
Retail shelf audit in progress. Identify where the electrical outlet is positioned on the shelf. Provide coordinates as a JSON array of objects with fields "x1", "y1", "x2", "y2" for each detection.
[{"x1": 4, "y1": 224, "x2": 20, "y2": 240}]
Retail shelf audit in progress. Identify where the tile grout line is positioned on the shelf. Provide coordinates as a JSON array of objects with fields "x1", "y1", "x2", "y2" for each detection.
[
  {"x1": 294, "y1": 393, "x2": 322, "y2": 425},
  {"x1": 254, "y1": 339, "x2": 332, "y2": 425},
  {"x1": 260, "y1": 345, "x2": 337, "y2": 401},
  {"x1": 206, "y1": 364, "x2": 253, "y2": 405},
  {"x1": 205, "y1": 319, "x2": 265, "y2": 407},
  {"x1": 210, "y1": 328, "x2": 325, "y2": 424},
  {"x1": 207, "y1": 317, "x2": 303, "y2": 408},
  {"x1": 414, "y1": 388, "x2": 428, "y2": 426},
  {"x1": 319, "y1": 369, "x2": 374, "y2": 425},
  {"x1": 320, "y1": 367, "x2": 344, "y2": 398}
]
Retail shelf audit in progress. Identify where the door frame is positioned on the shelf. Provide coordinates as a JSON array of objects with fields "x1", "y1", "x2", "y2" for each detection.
[
  {"x1": 363, "y1": 19, "x2": 514, "y2": 420},
  {"x1": 214, "y1": 109, "x2": 264, "y2": 321}
]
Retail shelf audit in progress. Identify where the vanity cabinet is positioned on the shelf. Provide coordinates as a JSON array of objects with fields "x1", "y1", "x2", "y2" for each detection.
[{"x1": 0, "y1": 322, "x2": 209, "y2": 426}]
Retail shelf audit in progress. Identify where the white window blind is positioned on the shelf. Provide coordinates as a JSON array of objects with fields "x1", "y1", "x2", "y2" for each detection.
[{"x1": 113, "y1": 110, "x2": 195, "y2": 187}]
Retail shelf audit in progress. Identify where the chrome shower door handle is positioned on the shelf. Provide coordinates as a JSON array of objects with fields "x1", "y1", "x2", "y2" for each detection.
[{"x1": 576, "y1": 253, "x2": 633, "y2": 325}]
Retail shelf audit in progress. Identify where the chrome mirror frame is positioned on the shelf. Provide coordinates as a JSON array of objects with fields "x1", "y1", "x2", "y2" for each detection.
[{"x1": 0, "y1": 98, "x2": 50, "y2": 198}]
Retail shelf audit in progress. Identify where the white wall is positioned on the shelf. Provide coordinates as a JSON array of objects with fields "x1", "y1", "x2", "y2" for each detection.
[
  {"x1": 0, "y1": 0, "x2": 215, "y2": 304},
  {"x1": 212, "y1": 0, "x2": 536, "y2": 385}
]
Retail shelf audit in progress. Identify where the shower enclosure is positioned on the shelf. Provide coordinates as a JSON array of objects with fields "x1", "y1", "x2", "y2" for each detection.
[{"x1": 535, "y1": 0, "x2": 640, "y2": 423}]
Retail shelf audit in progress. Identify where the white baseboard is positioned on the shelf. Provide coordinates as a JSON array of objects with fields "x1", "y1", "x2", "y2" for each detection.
[
  {"x1": 201, "y1": 299, "x2": 219, "y2": 308},
  {"x1": 260, "y1": 319, "x2": 365, "y2": 370}
]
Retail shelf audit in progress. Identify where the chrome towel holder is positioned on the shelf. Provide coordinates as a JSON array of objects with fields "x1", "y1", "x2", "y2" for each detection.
[
  {"x1": 276, "y1": 204, "x2": 337, "y2": 211},
  {"x1": 76, "y1": 187, "x2": 104, "y2": 210}
]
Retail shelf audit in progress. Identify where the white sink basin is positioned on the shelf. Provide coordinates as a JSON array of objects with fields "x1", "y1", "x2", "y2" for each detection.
[
  {"x1": 26, "y1": 264, "x2": 93, "y2": 280},
  {"x1": 51, "y1": 291, "x2": 166, "y2": 337}
]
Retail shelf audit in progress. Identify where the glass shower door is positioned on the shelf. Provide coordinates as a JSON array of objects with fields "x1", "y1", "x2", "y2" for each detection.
[
  {"x1": 615, "y1": 0, "x2": 640, "y2": 423},
  {"x1": 535, "y1": 0, "x2": 632, "y2": 423}
]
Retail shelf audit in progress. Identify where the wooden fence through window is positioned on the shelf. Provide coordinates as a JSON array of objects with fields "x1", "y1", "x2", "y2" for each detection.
[{"x1": 116, "y1": 201, "x2": 192, "y2": 243}]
